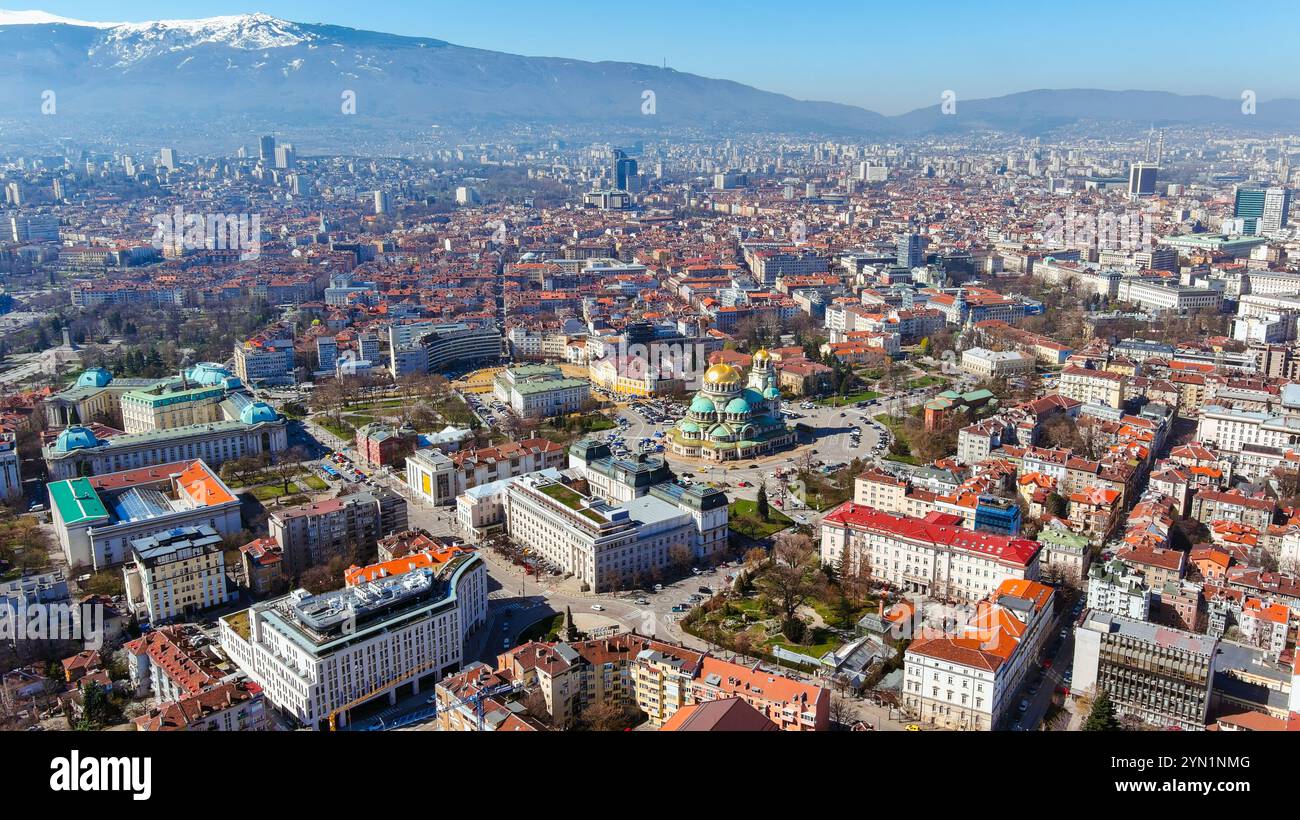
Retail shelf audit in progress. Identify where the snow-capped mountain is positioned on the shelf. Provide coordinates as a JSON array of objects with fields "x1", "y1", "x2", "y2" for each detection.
[
  {"x1": 0, "y1": 9, "x2": 1296, "y2": 143},
  {"x1": 0, "y1": 9, "x2": 891, "y2": 137},
  {"x1": 91, "y1": 12, "x2": 318, "y2": 65}
]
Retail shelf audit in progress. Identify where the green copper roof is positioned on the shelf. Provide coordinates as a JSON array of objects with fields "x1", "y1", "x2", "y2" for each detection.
[{"x1": 48, "y1": 477, "x2": 110, "y2": 525}]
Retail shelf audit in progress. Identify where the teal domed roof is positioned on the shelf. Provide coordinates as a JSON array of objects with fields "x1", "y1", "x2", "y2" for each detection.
[
  {"x1": 187, "y1": 362, "x2": 232, "y2": 387},
  {"x1": 742, "y1": 388, "x2": 765, "y2": 405},
  {"x1": 75, "y1": 368, "x2": 113, "y2": 388},
  {"x1": 709, "y1": 424, "x2": 730, "y2": 441},
  {"x1": 763, "y1": 386, "x2": 782, "y2": 400},
  {"x1": 240, "y1": 401, "x2": 279, "y2": 424},
  {"x1": 725, "y1": 397, "x2": 751, "y2": 414},
  {"x1": 690, "y1": 395, "x2": 716, "y2": 414},
  {"x1": 678, "y1": 420, "x2": 700, "y2": 434},
  {"x1": 55, "y1": 426, "x2": 100, "y2": 452}
]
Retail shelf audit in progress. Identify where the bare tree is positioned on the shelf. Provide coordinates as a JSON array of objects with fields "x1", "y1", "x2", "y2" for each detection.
[
  {"x1": 756, "y1": 532, "x2": 825, "y2": 624},
  {"x1": 270, "y1": 446, "x2": 307, "y2": 494}
]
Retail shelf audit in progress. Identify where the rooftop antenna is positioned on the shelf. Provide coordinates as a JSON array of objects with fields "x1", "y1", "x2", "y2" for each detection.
[{"x1": 1143, "y1": 126, "x2": 1154, "y2": 163}]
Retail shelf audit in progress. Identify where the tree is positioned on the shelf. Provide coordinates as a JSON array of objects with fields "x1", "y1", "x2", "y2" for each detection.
[
  {"x1": 756, "y1": 532, "x2": 825, "y2": 624},
  {"x1": 271, "y1": 446, "x2": 307, "y2": 494},
  {"x1": 829, "y1": 688, "x2": 856, "y2": 729},
  {"x1": 577, "y1": 701, "x2": 643, "y2": 732},
  {"x1": 1082, "y1": 690, "x2": 1119, "y2": 731},
  {"x1": 756, "y1": 483, "x2": 770, "y2": 521}
]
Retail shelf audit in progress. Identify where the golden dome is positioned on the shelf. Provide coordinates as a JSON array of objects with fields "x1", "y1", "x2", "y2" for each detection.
[
  {"x1": 703, "y1": 363, "x2": 741, "y2": 385},
  {"x1": 752, "y1": 348, "x2": 771, "y2": 365}
]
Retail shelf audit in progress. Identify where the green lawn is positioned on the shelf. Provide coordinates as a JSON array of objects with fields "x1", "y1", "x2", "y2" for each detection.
[
  {"x1": 767, "y1": 631, "x2": 839, "y2": 660},
  {"x1": 299, "y1": 474, "x2": 328, "y2": 491},
  {"x1": 883, "y1": 453, "x2": 921, "y2": 465},
  {"x1": 729, "y1": 499, "x2": 794, "y2": 539},
  {"x1": 539, "y1": 482, "x2": 603, "y2": 522},
  {"x1": 874, "y1": 413, "x2": 912, "y2": 445},
  {"x1": 252, "y1": 482, "x2": 302, "y2": 500},
  {"x1": 518, "y1": 613, "x2": 564, "y2": 643},
  {"x1": 907, "y1": 375, "x2": 948, "y2": 389},
  {"x1": 818, "y1": 390, "x2": 882, "y2": 407},
  {"x1": 317, "y1": 418, "x2": 356, "y2": 440}
]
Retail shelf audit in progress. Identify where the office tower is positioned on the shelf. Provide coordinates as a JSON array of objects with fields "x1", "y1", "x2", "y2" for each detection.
[
  {"x1": 1234, "y1": 186, "x2": 1267, "y2": 234},
  {"x1": 274, "y1": 143, "x2": 295, "y2": 170},
  {"x1": 1128, "y1": 162, "x2": 1158, "y2": 199},
  {"x1": 259, "y1": 134, "x2": 276, "y2": 162},
  {"x1": 1261, "y1": 187, "x2": 1291, "y2": 234},
  {"x1": 1128, "y1": 129, "x2": 1162, "y2": 200},
  {"x1": 613, "y1": 149, "x2": 637, "y2": 192},
  {"x1": 455, "y1": 186, "x2": 480, "y2": 205},
  {"x1": 159, "y1": 148, "x2": 178, "y2": 172},
  {"x1": 373, "y1": 190, "x2": 390, "y2": 215},
  {"x1": 5, "y1": 182, "x2": 22, "y2": 206},
  {"x1": 897, "y1": 232, "x2": 927, "y2": 269}
]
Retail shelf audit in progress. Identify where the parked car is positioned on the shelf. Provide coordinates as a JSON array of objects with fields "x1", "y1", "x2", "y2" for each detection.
[{"x1": 590, "y1": 604, "x2": 605, "y2": 611}]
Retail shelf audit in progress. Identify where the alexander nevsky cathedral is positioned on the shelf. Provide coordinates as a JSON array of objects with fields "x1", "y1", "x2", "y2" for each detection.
[{"x1": 668, "y1": 349, "x2": 796, "y2": 461}]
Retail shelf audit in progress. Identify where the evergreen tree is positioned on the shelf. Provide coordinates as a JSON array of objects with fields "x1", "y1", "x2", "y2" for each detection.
[
  {"x1": 1083, "y1": 690, "x2": 1119, "y2": 731},
  {"x1": 756, "y1": 483, "x2": 770, "y2": 521}
]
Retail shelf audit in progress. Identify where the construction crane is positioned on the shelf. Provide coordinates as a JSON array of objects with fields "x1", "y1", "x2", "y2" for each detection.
[
  {"x1": 434, "y1": 680, "x2": 519, "y2": 732},
  {"x1": 327, "y1": 657, "x2": 445, "y2": 731}
]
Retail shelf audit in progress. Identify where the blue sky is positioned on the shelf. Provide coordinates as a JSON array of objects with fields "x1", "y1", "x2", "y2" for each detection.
[{"x1": 24, "y1": 1, "x2": 1299, "y2": 114}]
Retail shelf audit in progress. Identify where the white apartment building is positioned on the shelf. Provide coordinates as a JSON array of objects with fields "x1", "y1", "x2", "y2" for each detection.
[
  {"x1": 407, "y1": 439, "x2": 567, "y2": 507},
  {"x1": 960, "y1": 347, "x2": 1034, "y2": 379},
  {"x1": 1116, "y1": 279, "x2": 1222, "y2": 314},
  {"x1": 0, "y1": 432, "x2": 21, "y2": 501},
  {"x1": 234, "y1": 337, "x2": 296, "y2": 386},
  {"x1": 122, "y1": 525, "x2": 231, "y2": 623},
  {"x1": 819, "y1": 502, "x2": 1041, "y2": 603},
  {"x1": 1196, "y1": 405, "x2": 1300, "y2": 456},
  {"x1": 219, "y1": 552, "x2": 487, "y2": 730},
  {"x1": 1085, "y1": 559, "x2": 1152, "y2": 620},
  {"x1": 503, "y1": 473, "x2": 695, "y2": 591},
  {"x1": 1059, "y1": 365, "x2": 1126, "y2": 409},
  {"x1": 902, "y1": 579, "x2": 1055, "y2": 731}
]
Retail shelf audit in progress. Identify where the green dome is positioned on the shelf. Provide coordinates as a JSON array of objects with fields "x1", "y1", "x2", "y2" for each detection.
[
  {"x1": 709, "y1": 424, "x2": 730, "y2": 441},
  {"x1": 55, "y1": 426, "x2": 100, "y2": 452},
  {"x1": 763, "y1": 386, "x2": 782, "y2": 400},
  {"x1": 240, "y1": 401, "x2": 279, "y2": 424},
  {"x1": 725, "y1": 397, "x2": 751, "y2": 414},
  {"x1": 678, "y1": 420, "x2": 700, "y2": 434},
  {"x1": 690, "y1": 395, "x2": 716, "y2": 414},
  {"x1": 76, "y1": 368, "x2": 113, "y2": 388}
]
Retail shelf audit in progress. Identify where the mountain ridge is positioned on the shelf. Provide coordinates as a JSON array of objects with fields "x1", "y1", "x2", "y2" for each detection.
[{"x1": 1, "y1": 10, "x2": 1297, "y2": 139}]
